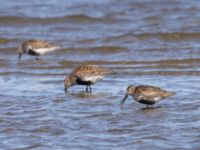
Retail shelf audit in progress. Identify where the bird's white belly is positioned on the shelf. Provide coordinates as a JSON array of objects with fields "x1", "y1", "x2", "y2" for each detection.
[
  {"x1": 83, "y1": 75, "x2": 104, "y2": 83},
  {"x1": 153, "y1": 96, "x2": 162, "y2": 102},
  {"x1": 34, "y1": 47, "x2": 60, "y2": 55}
]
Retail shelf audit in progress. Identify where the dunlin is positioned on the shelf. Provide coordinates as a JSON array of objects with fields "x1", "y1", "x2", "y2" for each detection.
[
  {"x1": 17, "y1": 39, "x2": 61, "y2": 60},
  {"x1": 64, "y1": 65, "x2": 110, "y2": 92},
  {"x1": 120, "y1": 85, "x2": 175, "y2": 108}
]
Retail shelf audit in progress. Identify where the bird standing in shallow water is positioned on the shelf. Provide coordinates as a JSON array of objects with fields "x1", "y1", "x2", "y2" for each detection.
[
  {"x1": 64, "y1": 65, "x2": 110, "y2": 93},
  {"x1": 120, "y1": 85, "x2": 175, "y2": 108},
  {"x1": 17, "y1": 39, "x2": 61, "y2": 60}
]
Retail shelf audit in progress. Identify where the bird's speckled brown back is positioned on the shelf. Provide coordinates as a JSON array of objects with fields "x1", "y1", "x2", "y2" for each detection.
[
  {"x1": 72, "y1": 65, "x2": 109, "y2": 77},
  {"x1": 134, "y1": 85, "x2": 175, "y2": 99},
  {"x1": 22, "y1": 39, "x2": 57, "y2": 49}
]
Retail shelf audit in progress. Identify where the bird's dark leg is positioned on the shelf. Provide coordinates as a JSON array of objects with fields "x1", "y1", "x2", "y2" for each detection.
[
  {"x1": 85, "y1": 86, "x2": 92, "y2": 93},
  {"x1": 36, "y1": 56, "x2": 40, "y2": 60},
  {"x1": 86, "y1": 86, "x2": 89, "y2": 92},
  {"x1": 89, "y1": 85, "x2": 92, "y2": 93},
  {"x1": 146, "y1": 105, "x2": 149, "y2": 109}
]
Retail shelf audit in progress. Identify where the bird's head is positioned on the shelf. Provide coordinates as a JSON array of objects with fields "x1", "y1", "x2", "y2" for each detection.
[
  {"x1": 64, "y1": 75, "x2": 77, "y2": 92},
  {"x1": 126, "y1": 85, "x2": 136, "y2": 95},
  {"x1": 120, "y1": 85, "x2": 136, "y2": 106}
]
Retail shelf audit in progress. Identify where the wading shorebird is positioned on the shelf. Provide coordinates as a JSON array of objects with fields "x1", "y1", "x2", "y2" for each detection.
[
  {"x1": 64, "y1": 65, "x2": 110, "y2": 93},
  {"x1": 17, "y1": 39, "x2": 61, "y2": 60},
  {"x1": 120, "y1": 85, "x2": 175, "y2": 108}
]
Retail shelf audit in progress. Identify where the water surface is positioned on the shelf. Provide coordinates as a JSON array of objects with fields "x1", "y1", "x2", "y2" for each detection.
[{"x1": 0, "y1": 0, "x2": 200, "y2": 149}]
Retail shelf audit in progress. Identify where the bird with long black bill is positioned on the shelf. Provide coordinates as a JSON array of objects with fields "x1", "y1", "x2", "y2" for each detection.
[{"x1": 120, "y1": 85, "x2": 175, "y2": 108}]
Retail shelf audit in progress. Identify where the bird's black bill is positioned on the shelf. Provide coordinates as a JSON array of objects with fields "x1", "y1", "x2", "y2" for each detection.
[
  {"x1": 18, "y1": 53, "x2": 22, "y2": 61},
  {"x1": 120, "y1": 94, "x2": 128, "y2": 106},
  {"x1": 64, "y1": 85, "x2": 68, "y2": 92}
]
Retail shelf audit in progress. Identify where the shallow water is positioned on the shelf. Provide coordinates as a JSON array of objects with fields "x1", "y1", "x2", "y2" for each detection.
[{"x1": 0, "y1": 0, "x2": 200, "y2": 149}]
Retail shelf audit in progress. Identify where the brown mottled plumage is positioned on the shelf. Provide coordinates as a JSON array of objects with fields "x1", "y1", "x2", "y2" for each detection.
[
  {"x1": 120, "y1": 85, "x2": 175, "y2": 108},
  {"x1": 17, "y1": 39, "x2": 60, "y2": 60},
  {"x1": 64, "y1": 65, "x2": 110, "y2": 92}
]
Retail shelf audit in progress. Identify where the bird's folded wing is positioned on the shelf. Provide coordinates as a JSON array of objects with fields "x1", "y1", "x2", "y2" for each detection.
[{"x1": 137, "y1": 88, "x2": 161, "y2": 100}]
